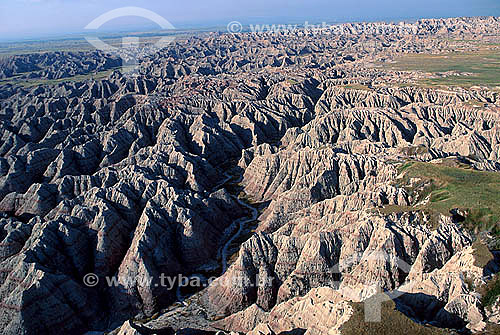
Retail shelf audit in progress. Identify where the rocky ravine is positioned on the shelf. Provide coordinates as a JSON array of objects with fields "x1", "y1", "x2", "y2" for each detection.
[{"x1": 0, "y1": 16, "x2": 500, "y2": 335}]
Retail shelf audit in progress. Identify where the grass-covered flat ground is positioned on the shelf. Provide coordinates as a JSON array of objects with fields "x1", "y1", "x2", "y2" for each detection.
[
  {"x1": 0, "y1": 29, "x2": 199, "y2": 57},
  {"x1": 0, "y1": 68, "x2": 119, "y2": 88},
  {"x1": 384, "y1": 46, "x2": 500, "y2": 88},
  {"x1": 381, "y1": 159, "x2": 500, "y2": 238},
  {"x1": 0, "y1": 30, "x2": 196, "y2": 88},
  {"x1": 341, "y1": 299, "x2": 451, "y2": 335},
  {"x1": 370, "y1": 158, "x2": 500, "y2": 330}
]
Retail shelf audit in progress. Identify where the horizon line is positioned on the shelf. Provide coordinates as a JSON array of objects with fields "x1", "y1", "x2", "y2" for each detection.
[{"x1": 0, "y1": 14, "x2": 497, "y2": 44}]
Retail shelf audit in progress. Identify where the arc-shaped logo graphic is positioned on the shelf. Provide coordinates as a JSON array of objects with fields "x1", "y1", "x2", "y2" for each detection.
[{"x1": 84, "y1": 7, "x2": 175, "y2": 55}]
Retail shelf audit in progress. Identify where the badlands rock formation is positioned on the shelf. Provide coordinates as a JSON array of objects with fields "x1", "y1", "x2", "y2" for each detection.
[{"x1": 0, "y1": 16, "x2": 500, "y2": 335}]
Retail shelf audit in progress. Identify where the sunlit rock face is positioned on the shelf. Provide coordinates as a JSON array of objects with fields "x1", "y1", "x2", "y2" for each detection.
[{"x1": 1, "y1": 16, "x2": 500, "y2": 335}]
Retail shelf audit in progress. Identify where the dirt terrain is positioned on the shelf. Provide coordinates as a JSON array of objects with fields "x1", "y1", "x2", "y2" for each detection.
[{"x1": 1, "y1": 16, "x2": 500, "y2": 335}]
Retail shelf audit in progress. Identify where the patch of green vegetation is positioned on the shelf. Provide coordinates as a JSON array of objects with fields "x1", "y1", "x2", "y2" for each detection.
[
  {"x1": 376, "y1": 205, "x2": 415, "y2": 215},
  {"x1": 384, "y1": 48, "x2": 500, "y2": 88},
  {"x1": 472, "y1": 241, "x2": 494, "y2": 268},
  {"x1": 0, "y1": 68, "x2": 118, "y2": 88},
  {"x1": 481, "y1": 275, "x2": 500, "y2": 308},
  {"x1": 397, "y1": 161, "x2": 414, "y2": 174},
  {"x1": 485, "y1": 324, "x2": 500, "y2": 334},
  {"x1": 0, "y1": 30, "x2": 191, "y2": 57},
  {"x1": 341, "y1": 298, "x2": 451, "y2": 335},
  {"x1": 384, "y1": 160, "x2": 500, "y2": 236},
  {"x1": 343, "y1": 83, "x2": 372, "y2": 91},
  {"x1": 464, "y1": 275, "x2": 475, "y2": 292},
  {"x1": 399, "y1": 146, "x2": 431, "y2": 157}
]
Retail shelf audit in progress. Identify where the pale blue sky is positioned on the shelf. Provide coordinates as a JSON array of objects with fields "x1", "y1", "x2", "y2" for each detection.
[{"x1": 1, "y1": 0, "x2": 499, "y2": 39}]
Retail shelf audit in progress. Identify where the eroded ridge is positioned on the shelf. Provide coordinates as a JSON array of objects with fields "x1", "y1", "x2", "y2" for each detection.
[{"x1": 0, "y1": 16, "x2": 500, "y2": 335}]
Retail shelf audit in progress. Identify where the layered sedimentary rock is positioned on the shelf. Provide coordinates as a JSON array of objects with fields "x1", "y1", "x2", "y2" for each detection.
[{"x1": 0, "y1": 16, "x2": 500, "y2": 335}]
